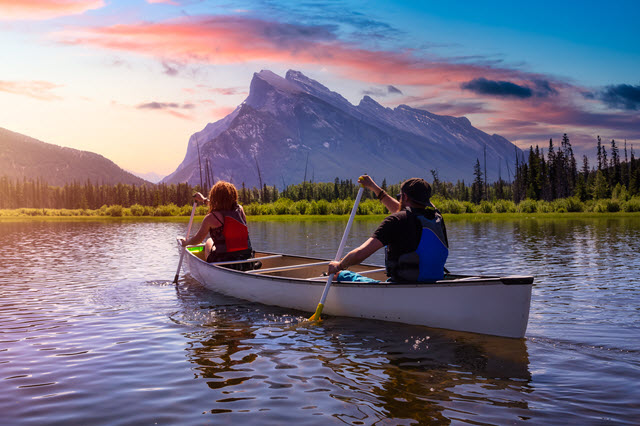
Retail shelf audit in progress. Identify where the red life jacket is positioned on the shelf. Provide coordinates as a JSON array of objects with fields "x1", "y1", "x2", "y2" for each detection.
[{"x1": 209, "y1": 206, "x2": 251, "y2": 256}]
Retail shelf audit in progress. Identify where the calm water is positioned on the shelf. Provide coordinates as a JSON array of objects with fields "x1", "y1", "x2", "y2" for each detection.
[{"x1": 1, "y1": 216, "x2": 639, "y2": 425}]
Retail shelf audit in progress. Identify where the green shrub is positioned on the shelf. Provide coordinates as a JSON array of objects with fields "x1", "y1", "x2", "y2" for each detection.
[
  {"x1": 439, "y1": 199, "x2": 465, "y2": 214},
  {"x1": 106, "y1": 205, "x2": 124, "y2": 217},
  {"x1": 330, "y1": 199, "x2": 350, "y2": 215},
  {"x1": 494, "y1": 199, "x2": 516, "y2": 213},
  {"x1": 517, "y1": 199, "x2": 537, "y2": 213},
  {"x1": 259, "y1": 204, "x2": 276, "y2": 215},
  {"x1": 554, "y1": 197, "x2": 585, "y2": 212},
  {"x1": 622, "y1": 197, "x2": 640, "y2": 212},
  {"x1": 293, "y1": 200, "x2": 310, "y2": 215},
  {"x1": 311, "y1": 200, "x2": 330, "y2": 215},
  {"x1": 130, "y1": 204, "x2": 145, "y2": 216},
  {"x1": 593, "y1": 199, "x2": 621, "y2": 213},
  {"x1": 244, "y1": 202, "x2": 261, "y2": 215},
  {"x1": 478, "y1": 201, "x2": 494, "y2": 213},
  {"x1": 461, "y1": 201, "x2": 476, "y2": 213},
  {"x1": 273, "y1": 198, "x2": 294, "y2": 215},
  {"x1": 536, "y1": 200, "x2": 554, "y2": 213},
  {"x1": 154, "y1": 203, "x2": 180, "y2": 216}
]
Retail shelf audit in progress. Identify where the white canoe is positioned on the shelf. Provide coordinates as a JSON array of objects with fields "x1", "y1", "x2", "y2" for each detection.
[{"x1": 180, "y1": 244, "x2": 533, "y2": 338}]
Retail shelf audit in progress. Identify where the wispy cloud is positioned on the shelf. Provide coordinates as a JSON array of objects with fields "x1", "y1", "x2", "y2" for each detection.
[
  {"x1": 137, "y1": 101, "x2": 195, "y2": 119},
  {"x1": 418, "y1": 101, "x2": 494, "y2": 116},
  {"x1": 147, "y1": 0, "x2": 178, "y2": 4},
  {"x1": 0, "y1": 80, "x2": 62, "y2": 100},
  {"x1": 0, "y1": 0, "x2": 104, "y2": 20},
  {"x1": 362, "y1": 85, "x2": 403, "y2": 97},
  {"x1": 137, "y1": 101, "x2": 194, "y2": 110}
]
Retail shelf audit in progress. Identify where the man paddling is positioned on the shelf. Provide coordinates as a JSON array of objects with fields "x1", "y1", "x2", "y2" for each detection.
[{"x1": 328, "y1": 175, "x2": 449, "y2": 282}]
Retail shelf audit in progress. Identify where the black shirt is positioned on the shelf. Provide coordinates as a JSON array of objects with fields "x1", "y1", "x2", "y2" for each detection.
[{"x1": 372, "y1": 207, "x2": 448, "y2": 264}]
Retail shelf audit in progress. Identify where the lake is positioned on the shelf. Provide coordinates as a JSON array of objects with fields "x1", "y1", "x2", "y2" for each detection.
[{"x1": 1, "y1": 216, "x2": 638, "y2": 424}]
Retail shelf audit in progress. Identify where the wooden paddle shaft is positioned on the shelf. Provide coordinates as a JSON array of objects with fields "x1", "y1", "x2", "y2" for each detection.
[{"x1": 317, "y1": 186, "x2": 364, "y2": 305}]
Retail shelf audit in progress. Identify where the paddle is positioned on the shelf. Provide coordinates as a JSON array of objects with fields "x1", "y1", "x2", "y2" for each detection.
[
  {"x1": 173, "y1": 201, "x2": 198, "y2": 284},
  {"x1": 308, "y1": 185, "x2": 364, "y2": 321}
]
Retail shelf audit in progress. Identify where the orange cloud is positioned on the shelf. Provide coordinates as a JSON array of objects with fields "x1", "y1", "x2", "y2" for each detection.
[
  {"x1": 0, "y1": 0, "x2": 104, "y2": 20},
  {"x1": 0, "y1": 80, "x2": 62, "y2": 100}
]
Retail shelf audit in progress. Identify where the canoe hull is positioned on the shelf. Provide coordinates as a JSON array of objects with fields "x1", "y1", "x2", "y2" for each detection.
[{"x1": 183, "y1": 250, "x2": 532, "y2": 338}]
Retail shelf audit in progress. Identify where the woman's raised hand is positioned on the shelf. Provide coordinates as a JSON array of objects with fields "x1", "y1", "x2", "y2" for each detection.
[{"x1": 193, "y1": 192, "x2": 207, "y2": 204}]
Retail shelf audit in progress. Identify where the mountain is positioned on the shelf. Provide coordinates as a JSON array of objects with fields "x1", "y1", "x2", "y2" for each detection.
[
  {"x1": 0, "y1": 127, "x2": 149, "y2": 186},
  {"x1": 163, "y1": 70, "x2": 522, "y2": 187},
  {"x1": 129, "y1": 170, "x2": 164, "y2": 183}
]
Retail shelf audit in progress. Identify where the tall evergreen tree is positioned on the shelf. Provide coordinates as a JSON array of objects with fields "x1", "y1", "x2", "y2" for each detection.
[
  {"x1": 597, "y1": 136, "x2": 603, "y2": 170},
  {"x1": 471, "y1": 159, "x2": 484, "y2": 203},
  {"x1": 610, "y1": 139, "x2": 620, "y2": 186}
]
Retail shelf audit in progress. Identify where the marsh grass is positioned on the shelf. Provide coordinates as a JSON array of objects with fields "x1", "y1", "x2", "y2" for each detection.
[{"x1": 2, "y1": 196, "x2": 639, "y2": 220}]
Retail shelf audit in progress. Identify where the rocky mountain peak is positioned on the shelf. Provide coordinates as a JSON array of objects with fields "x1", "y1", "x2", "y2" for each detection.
[{"x1": 162, "y1": 70, "x2": 522, "y2": 186}]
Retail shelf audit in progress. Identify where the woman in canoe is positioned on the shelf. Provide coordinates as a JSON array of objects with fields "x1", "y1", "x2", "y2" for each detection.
[{"x1": 180, "y1": 181, "x2": 254, "y2": 268}]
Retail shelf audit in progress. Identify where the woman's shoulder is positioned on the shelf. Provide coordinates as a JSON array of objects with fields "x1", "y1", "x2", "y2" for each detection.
[{"x1": 204, "y1": 211, "x2": 224, "y2": 224}]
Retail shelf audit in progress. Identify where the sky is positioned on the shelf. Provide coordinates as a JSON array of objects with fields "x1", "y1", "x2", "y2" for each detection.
[{"x1": 1, "y1": 0, "x2": 639, "y2": 178}]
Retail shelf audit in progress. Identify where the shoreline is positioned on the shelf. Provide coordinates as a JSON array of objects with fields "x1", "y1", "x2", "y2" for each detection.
[{"x1": 1, "y1": 211, "x2": 639, "y2": 222}]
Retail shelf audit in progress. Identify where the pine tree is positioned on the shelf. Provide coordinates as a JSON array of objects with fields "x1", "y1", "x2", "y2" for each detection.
[
  {"x1": 471, "y1": 159, "x2": 484, "y2": 203},
  {"x1": 593, "y1": 170, "x2": 609, "y2": 199},
  {"x1": 597, "y1": 136, "x2": 603, "y2": 170},
  {"x1": 610, "y1": 139, "x2": 620, "y2": 187}
]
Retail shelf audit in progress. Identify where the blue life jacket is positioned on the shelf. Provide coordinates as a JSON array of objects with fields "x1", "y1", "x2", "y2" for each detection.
[{"x1": 390, "y1": 210, "x2": 448, "y2": 282}]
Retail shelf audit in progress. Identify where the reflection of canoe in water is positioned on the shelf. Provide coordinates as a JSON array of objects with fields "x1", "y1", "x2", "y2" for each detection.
[{"x1": 181, "y1": 244, "x2": 533, "y2": 339}]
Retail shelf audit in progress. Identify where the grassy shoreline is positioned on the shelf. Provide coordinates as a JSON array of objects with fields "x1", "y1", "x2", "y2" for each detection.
[
  {"x1": 1, "y1": 211, "x2": 639, "y2": 223},
  {"x1": 2, "y1": 196, "x2": 639, "y2": 221}
]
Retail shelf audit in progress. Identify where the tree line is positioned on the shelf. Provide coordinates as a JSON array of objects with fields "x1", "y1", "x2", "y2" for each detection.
[
  {"x1": 1, "y1": 134, "x2": 638, "y2": 211},
  {"x1": 0, "y1": 177, "x2": 382, "y2": 210},
  {"x1": 510, "y1": 134, "x2": 638, "y2": 202}
]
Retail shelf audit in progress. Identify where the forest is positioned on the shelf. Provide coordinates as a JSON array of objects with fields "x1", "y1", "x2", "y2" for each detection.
[{"x1": 1, "y1": 134, "x2": 639, "y2": 216}]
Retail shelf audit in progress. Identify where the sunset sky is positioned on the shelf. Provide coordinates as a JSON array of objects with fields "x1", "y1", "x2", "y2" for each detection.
[{"x1": 1, "y1": 0, "x2": 639, "y2": 178}]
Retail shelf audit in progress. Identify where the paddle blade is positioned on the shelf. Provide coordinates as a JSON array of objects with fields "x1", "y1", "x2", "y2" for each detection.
[{"x1": 308, "y1": 303, "x2": 324, "y2": 322}]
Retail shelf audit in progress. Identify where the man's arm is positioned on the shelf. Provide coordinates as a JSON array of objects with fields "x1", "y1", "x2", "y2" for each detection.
[
  {"x1": 359, "y1": 175, "x2": 400, "y2": 213},
  {"x1": 328, "y1": 237, "x2": 384, "y2": 275}
]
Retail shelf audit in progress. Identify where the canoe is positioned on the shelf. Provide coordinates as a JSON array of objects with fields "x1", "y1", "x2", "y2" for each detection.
[{"x1": 180, "y1": 243, "x2": 534, "y2": 339}]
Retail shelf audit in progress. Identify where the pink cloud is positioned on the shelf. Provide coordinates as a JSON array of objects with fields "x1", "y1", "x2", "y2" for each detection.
[
  {"x1": 54, "y1": 15, "x2": 636, "y2": 150},
  {"x1": 0, "y1": 0, "x2": 104, "y2": 20},
  {"x1": 147, "y1": 0, "x2": 179, "y2": 4},
  {"x1": 183, "y1": 85, "x2": 247, "y2": 96},
  {"x1": 0, "y1": 80, "x2": 62, "y2": 100},
  {"x1": 56, "y1": 15, "x2": 533, "y2": 88}
]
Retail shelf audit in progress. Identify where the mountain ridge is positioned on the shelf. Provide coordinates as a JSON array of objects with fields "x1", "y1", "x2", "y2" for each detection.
[
  {"x1": 0, "y1": 127, "x2": 150, "y2": 186},
  {"x1": 163, "y1": 70, "x2": 522, "y2": 187}
]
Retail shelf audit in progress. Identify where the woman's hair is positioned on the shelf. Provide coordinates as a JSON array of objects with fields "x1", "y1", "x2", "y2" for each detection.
[{"x1": 208, "y1": 181, "x2": 238, "y2": 212}]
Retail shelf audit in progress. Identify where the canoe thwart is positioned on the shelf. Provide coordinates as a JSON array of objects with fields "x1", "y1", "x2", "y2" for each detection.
[
  {"x1": 211, "y1": 254, "x2": 283, "y2": 266},
  {"x1": 247, "y1": 261, "x2": 330, "y2": 275}
]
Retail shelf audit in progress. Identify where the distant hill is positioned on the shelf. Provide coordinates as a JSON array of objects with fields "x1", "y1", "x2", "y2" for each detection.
[
  {"x1": 0, "y1": 127, "x2": 149, "y2": 186},
  {"x1": 163, "y1": 69, "x2": 522, "y2": 187}
]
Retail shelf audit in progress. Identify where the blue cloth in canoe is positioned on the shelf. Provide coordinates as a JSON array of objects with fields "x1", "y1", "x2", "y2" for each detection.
[{"x1": 336, "y1": 270, "x2": 380, "y2": 283}]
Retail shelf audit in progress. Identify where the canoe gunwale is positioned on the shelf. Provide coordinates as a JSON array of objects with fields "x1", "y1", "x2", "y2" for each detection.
[{"x1": 184, "y1": 247, "x2": 534, "y2": 288}]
